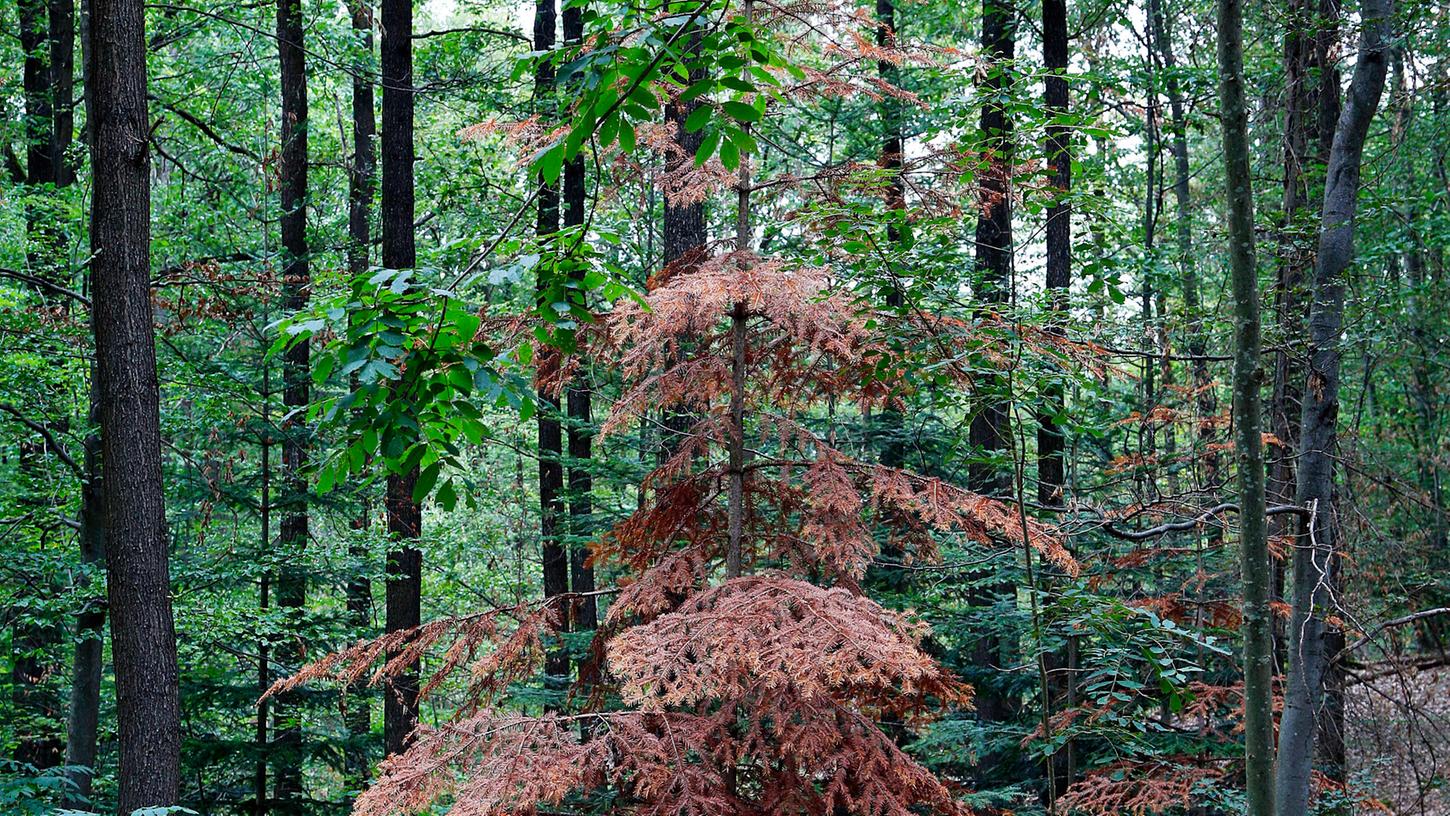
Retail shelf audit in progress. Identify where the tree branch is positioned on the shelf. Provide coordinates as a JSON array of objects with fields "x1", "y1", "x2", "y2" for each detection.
[{"x1": 0, "y1": 404, "x2": 83, "y2": 477}]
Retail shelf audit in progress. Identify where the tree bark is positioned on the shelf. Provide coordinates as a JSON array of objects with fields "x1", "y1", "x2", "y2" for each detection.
[
  {"x1": 562, "y1": 0, "x2": 597, "y2": 668},
  {"x1": 968, "y1": 0, "x2": 1014, "y2": 499},
  {"x1": 1269, "y1": 0, "x2": 1338, "y2": 662},
  {"x1": 533, "y1": 0, "x2": 571, "y2": 698},
  {"x1": 1150, "y1": 0, "x2": 1219, "y2": 511},
  {"x1": 88, "y1": 0, "x2": 183, "y2": 803},
  {"x1": 1275, "y1": 0, "x2": 1392, "y2": 808},
  {"x1": 381, "y1": 0, "x2": 421, "y2": 757},
  {"x1": 273, "y1": 0, "x2": 310, "y2": 804},
  {"x1": 658, "y1": 21, "x2": 706, "y2": 468},
  {"x1": 1041, "y1": 0, "x2": 1073, "y2": 801},
  {"x1": 344, "y1": 0, "x2": 376, "y2": 781},
  {"x1": 62, "y1": 382, "x2": 104, "y2": 807},
  {"x1": 967, "y1": 0, "x2": 1016, "y2": 739},
  {"x1": 383, "y1": 472, "x2": 421, "y2": 755},
  {"x1": 1215, "y1": 0, "x2": 1273, "y2": 811}
]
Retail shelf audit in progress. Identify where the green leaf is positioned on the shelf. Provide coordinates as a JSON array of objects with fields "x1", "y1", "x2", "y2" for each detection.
[
  {"x1": 722, "y1": 100, "x2": 761, "y2": 122},
  {"x1": 619, "y1": 120, "x2": 637, "y2": 153},
  {"x1": 720, "y1": 138, "x2": 740, "y2": 171},
  {"x1": 437, "y1": 479, "x2": 458, "y2": 511},
  {"x1": 684, "y1": 104, "x2": 712, "y2": 133},
  {"x1": 413, "y1": 461, "x2": 442, "y2": 503},
  {"x1": 695, "y1": 128, "x2": 722, "y2": 166},
  {"x1": 535, "y1": 142, "x2": 565, "y2": 184}
]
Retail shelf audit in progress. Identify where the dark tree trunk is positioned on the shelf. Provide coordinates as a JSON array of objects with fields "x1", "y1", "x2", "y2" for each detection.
[
  {"x1": 88, "y1": 0, "x2": 182, "y2": 804},
  {"x1": 383, "y1": 473, "x2": 421, "y2": 755},
  {"x1": 1275, "y1": 0, "x2": 1392, "y2": 809},
  {"x1": 967, "y1": 0, "x2": 1016, "y2": 741},
  {"x1": 274, "y1": 0, "x2": 310, "y2": 804},
  {"x1": 345, "y1": 0, "x2": 376, "y2": 781},
  {"x1": 20, "y1": 0, "x2": 55, "y2": 190},
  {"x1": 658, "y1": 23, "x2": 706, "y2": 468},
  {"x1": 1216, "y1": 0, "x2": 1274, "y2": 811},
  {"x1": 1041, "y1": 0, "x2": 1073, "y2": 801},
  {"x1": 50, "y1": 0, "x2": 74, "y2": 188},
  {"x1": 62, "y1": 379, "x2": 105, "y2": 808},
  {"x1": 1150, "y1": 0, "x2": 1219, "y2": 515},
  {"x1": 12, "y1": 0, "x2": 68, "y2": 774},
  {"x1": 562, "y1": 0, "x2": 597, "y2": 668},
  {"x1": 1269, "y1": 0, "x2": 1338, "y2": 662},
  {"x1": 533, "y1": 0, "x2": 571, "y2": 697},
  {"x1": 873, "y1": 0, "x2": 909, "y2": 491},
  {"x1": 967, "y1": 0, "x2": 1013, "y2": 500},
  {"x1": 381, "y1": 0, "x2": 421, "y2": 757}
]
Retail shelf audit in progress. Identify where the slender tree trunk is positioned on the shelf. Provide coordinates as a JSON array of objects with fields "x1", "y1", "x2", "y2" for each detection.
[
  {"x1": 873, "y1": 0, "x2": 909, "y2": 482},
  {"x1": 968, "y1": 0, "x2": 1014, "y2": 498},
  {"x1": 88, "y1": 0, "x2": 182, "y2": 803},
  {"x1": 344, "y1": 0, "x2": 376, "y2": 780},
  {"x1": 725, "y1": 0, "x2": 753, "y2": 581},
  {"x1": 1269, "y1": 0, "x2": 1337, "y2": 663},
  {"x1": 50, "y1": 0, "x2": 74, "y2": 190},
  {"x1": 274, "y1": 0, "x2": 310, "y2": 804},
  {"x1": 968, "y1": 0, "x2": 1016, "y2": 735},
  {"x1": 381, "y1": 0, "x2": 421, "y2": 757},
  {"x1": 533, "y1": 0, "x2": 571, "y2": 697},
  {"x1": 13, "y1": 0, "x2": 68, "y2": 773},
  {"x1": 1275, "y1": 0, "x2": 1392, "y2": 808},
  {"x1": 1215, "y1": 0, "x2": 1273, "y2": 812},
  {"x1": 62, "y1": 378, "x2": 104, "y2": 808},
  {"x1": 562, "y1": 0, "x2": 597, "y2": 671},
  {"x1": 1041, "y1": 0, "x2": 1073, "y2": 801},
  {"x1": 658, "y1": 23, "x2": 706, "y2": 466},
  {"x1": 1150, "y1": 0, "x2": 1219, "y2": 511},
  {"x1": 255, "y1": 382, "x2": 272, "y2": 816}
]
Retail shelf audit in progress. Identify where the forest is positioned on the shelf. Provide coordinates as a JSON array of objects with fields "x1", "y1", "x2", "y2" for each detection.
[{"x1": 1, "y1": 0, "x2": 1447, "y2": 812}]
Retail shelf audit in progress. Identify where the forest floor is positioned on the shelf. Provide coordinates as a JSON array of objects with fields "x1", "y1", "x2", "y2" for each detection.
[{"x1": 1347, "y1": 663, "x2": 1450, "y2": 814}]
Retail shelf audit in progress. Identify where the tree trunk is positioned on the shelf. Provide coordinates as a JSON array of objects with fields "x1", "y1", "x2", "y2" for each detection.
[
  {"x1": 1150, "y1": 0, "x2": 1219, "y2": 514},
  {"x1": 1215, "y1": 0, "x2": 1273, "y2": 811},
  {"x1": 13, "y1": 0, "x2": 69, "y2": 774},
  {"x1": 1275, "y1": 0, "x2": 1392, "y2": 808},
  {"x1": 344, "y1": 0, "x2": 376, "y2": 781},
  {"x1": 562, "y1": 0, "x2": 597, "y2": 674},
  {"x1": 88, "y1": 0, "x2": 183, "y2": 803},
  {"x1": 274, "y1": 0, "x2": 310, "y2": 805},
  {"x1": 381, "y1": 0, "x2": 421, "y2": 757},
  {"x1": 1041, "y1": 0, "x2": 1073, "y2": 801},
  {"x1": 383, "y1": 472, "x2": 421, "y2": 755},
  {"x1": 967, "y1": 0, "x2": 1016, "y2": 737},
  {"x1": 533, "y1": 0, "x2": 571, "y2": 698},
  {"x1": 658, "y1": 21, "x2": 706, "y2": 466},
  {"x1": 726, "y1": 0, "x2": 753, "y2": 581},
  {"x1": 50, "y1": 0, "x2": 74, "y2": 189},
  {"x1": 1269, "y1": 0, "x2": 1338, "y2": 663},
  {"x1": 62, "y1": 378, "x2": 104, "y2": 808}
]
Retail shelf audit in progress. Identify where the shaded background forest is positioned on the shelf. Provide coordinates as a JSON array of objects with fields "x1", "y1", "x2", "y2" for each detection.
[{"x1": 1, "y1": 0, "x2": 1448, "y2": 812}]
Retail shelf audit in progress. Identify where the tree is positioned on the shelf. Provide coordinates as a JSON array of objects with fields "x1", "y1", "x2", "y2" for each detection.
[
  {"x1": 562, "y1": 0, "x2": 597, "y2": 673},
  {"x1": 344, "y1": 0, "x2": 377, "y2": 782},
  {"x1": 1215, "y1": 0, "x2": 1273, "y2": 811},
  {"x1": 269, "y1": 192, "x2": 1076, "y2": 816},
  {"x1": 966, "y1": 0, "x2": 1017, "y2": 740},
  {"x1": 1275, "y1": 0, "x2": 1393, "y2": 808},
  {"x1": 1040, "y1": 0, "x2": 1073, "y2": 801},
  {"x1": 273, "y1": 0, "x2": 311, "y2": 805},
  {"x1": 381, "y1": 0, "x2": 422, "y2": 757},
  {"x1": 88, "y1": 0, "x2": 182, "y2": 806},
  {"x1": 534, "y1": 0, "x2": 571, "y2": 696}
]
